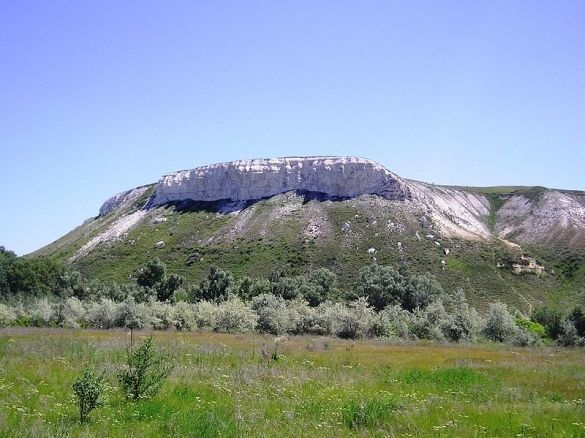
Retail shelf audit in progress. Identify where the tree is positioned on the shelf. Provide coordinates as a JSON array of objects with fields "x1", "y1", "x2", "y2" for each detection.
[
  {"x1": 0, "y1": 247, "x2": 17, "y2": 296},
  {"x1": 272, "y1": 276, "x2": 304, "y2": 300},
  {"x1": 403, "y1": 273, "x2": 444, "y2": 311},
  {"x1": 354, "y1": 264, "x2": 406, "y2": 311},
  {"x1": 0, "y1": 248, "x2": 63, "y2": 298},
  {"x1": 304, "y1": 268, "x2": 338, "y2": 306},
  {"x1": 157, "y1": 273, "x2": 184, "y2": 302},
  {"x1": 193, "y1": 266, "x2": 234, "y2": 302},
  {"x1": 57, "y1": 270, "x2": 90, "y2": 299},
  {"x1": 532, "y1": 306, "x2": 564, "y2": 339},
  {"x1": 237, "y1": 277, "x2": 271, "y2": 301},
  {"x1": 135, "y1": 259, "x2": 184, "y2": 303},
  {"x1": 136, "y1": 258, "x2": 166, "y2": 289},
  {"x1": 568, "y1": 306, "x2": 585, "y2": 338}
]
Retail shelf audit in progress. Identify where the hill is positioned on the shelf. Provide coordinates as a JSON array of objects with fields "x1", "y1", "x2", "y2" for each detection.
[{"x1": 32, "y1": 157, "x2": 585, "y2": 311}]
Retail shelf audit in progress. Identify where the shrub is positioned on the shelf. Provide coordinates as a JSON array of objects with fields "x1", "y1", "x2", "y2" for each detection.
[
  {"x1": 54, "y1": 297, "x2": 87, "y2": 328},
  {"x1": 296, "y1": 302, "x2": 334, "y2": 336},
  {"x1": 118, "y1": 337, "x2": 174, "y2": 401},
  {"x1": 193, "y1": 300, "x2": 217, "y2": 329},
  {"x1": 328, "y1": 298, "x2": 376, "y2": 339},
  {"x1": 374, "y1": 305, "x2": 412, "y2": 338},
  {"x1": 214, "y1": 297, "x2": 257, "y2": 333},
  {"x1": 411, "y1": 301, "x2": 449, "y2": 342},
  {"x1": 516, "y1": 318, "x2": 546, "y2": 339},
  {"x1": 0, "y1": 303, "x2": 16, "y2": 327},
  {"x1": 251, "y1": 294, "x2": 291, "y2": 334},
  {"x1": 284, "y1": 297, "x2": 310, "y2": 334},
  {"x1": 482, "y1": 302, "x2": 522, "y2": 343},
  {"x1": 72, "y1": 368, "x2": 106, "y2": 423},
  {"x1": 87, "y1": 298, "x2": 119, "y2": 329},
  {"x1": 173, "y1": 301, "x2": 195, "y2": 331},
  {"x1": 29, "y1": 297, "x2": 54, "y2": 326},
  {"x1": 149, "y1": 300, "x2": 175, "y2": 330},
  {"x1": 557, "y1": 319, "x2": 583, "y2": 347},
  {"x1": 116, "y1": 297, "x2": 151, "y2": 330}
]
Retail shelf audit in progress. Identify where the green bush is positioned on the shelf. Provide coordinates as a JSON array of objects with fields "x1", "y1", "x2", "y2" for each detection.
[
  {"x1": 118, "y1": 337, "x2": 174, "y2": 401},
  {"x1": 516, "y1": 318, "x2": 546, "y2": 338},
  {"x1": 72, "y1": 368, "x2": 106, "y2": 423}
]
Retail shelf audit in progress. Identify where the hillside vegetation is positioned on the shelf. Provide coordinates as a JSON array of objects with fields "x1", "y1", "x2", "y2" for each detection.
[{"x1": 32, "y1": 190, "x2": 584, "y2": 312}]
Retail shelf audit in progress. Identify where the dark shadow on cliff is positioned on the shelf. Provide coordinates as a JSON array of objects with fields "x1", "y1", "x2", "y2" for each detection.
[{"x1": 150, "y1": 190, "x2": 353, "y2": 215}]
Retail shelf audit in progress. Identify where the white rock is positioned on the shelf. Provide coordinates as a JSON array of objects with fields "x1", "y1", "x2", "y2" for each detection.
[
  {"x1": 367, "y1": 247, "x2": 376, "y2": 254},
  {"x1": 99, "y1": 186, "x2": 151, "y2": 216},
  {"x1": 152, "y1": 217, "x2": 167, "y2": 224},
  {"x1": 155, "y1": 241, "x2": 166, "y2": 249},
  {"x1": 426, "y1": 234, "x2": 435, "y2": 240},
  {"x1": 151, "y1": 157, "x2": 411, "y2": 205},
  {"x1": 444, "y1": 248, "x2": 450, "y2": 255}
]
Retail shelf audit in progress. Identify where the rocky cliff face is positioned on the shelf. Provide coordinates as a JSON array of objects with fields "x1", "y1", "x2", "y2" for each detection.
[
  {"x1": 149, "y1": 156, "x2": 411, "y2": 206},
  {"x1": 89, "y1": 156, "x2": 585, "y2": 250},
  {"x1": 99, "y1": 186, "x2": 151, "y2": 216}
]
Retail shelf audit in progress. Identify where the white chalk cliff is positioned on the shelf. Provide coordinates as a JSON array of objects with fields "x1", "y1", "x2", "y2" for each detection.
[
  {"x1": 150, "y1": 156, "x2": 411, "y2": 205},
  {"x1": 92, "y1": 155, "x2": 585, "y2": 249}
]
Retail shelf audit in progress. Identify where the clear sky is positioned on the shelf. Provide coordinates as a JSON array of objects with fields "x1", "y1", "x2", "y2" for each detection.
[{"x1": 1, "y1": 1, "x2": 584, "y2": 255}]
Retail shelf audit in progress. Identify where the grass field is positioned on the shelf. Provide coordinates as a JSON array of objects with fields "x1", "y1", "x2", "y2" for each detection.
[{"x1": 1, "y1": 328, "x2": 584, "y2": 437}]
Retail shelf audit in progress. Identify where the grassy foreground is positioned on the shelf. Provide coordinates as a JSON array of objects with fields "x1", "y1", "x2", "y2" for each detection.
[{"x1": 0, "y1": 329, "x2": 584, "y2": 437}]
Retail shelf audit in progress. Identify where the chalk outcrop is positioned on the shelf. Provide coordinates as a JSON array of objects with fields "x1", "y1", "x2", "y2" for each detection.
[
  {"x1": 150, "y1": 156, "x2": 411, "y2": 206},
  {"x1": 99, "y1": 186, "x2": 151, "y2": 217},
  {"x1": 90, "y1": 155, "x2": 585, "y2": 251}
]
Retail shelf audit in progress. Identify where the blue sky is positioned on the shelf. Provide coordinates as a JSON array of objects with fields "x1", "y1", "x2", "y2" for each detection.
[{"x1": 1, "y1": 1, "x2": 584, "y2": 255}]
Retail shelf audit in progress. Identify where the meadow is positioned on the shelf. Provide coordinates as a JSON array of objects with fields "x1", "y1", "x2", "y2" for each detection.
[{"x1": 0, "y1": 328, "x2": 584, "y2": 437}]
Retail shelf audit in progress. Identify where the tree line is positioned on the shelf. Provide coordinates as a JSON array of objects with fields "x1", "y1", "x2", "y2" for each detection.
[{"x1": 1, "y1": 246, "x2": 583, "y2": 346}]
